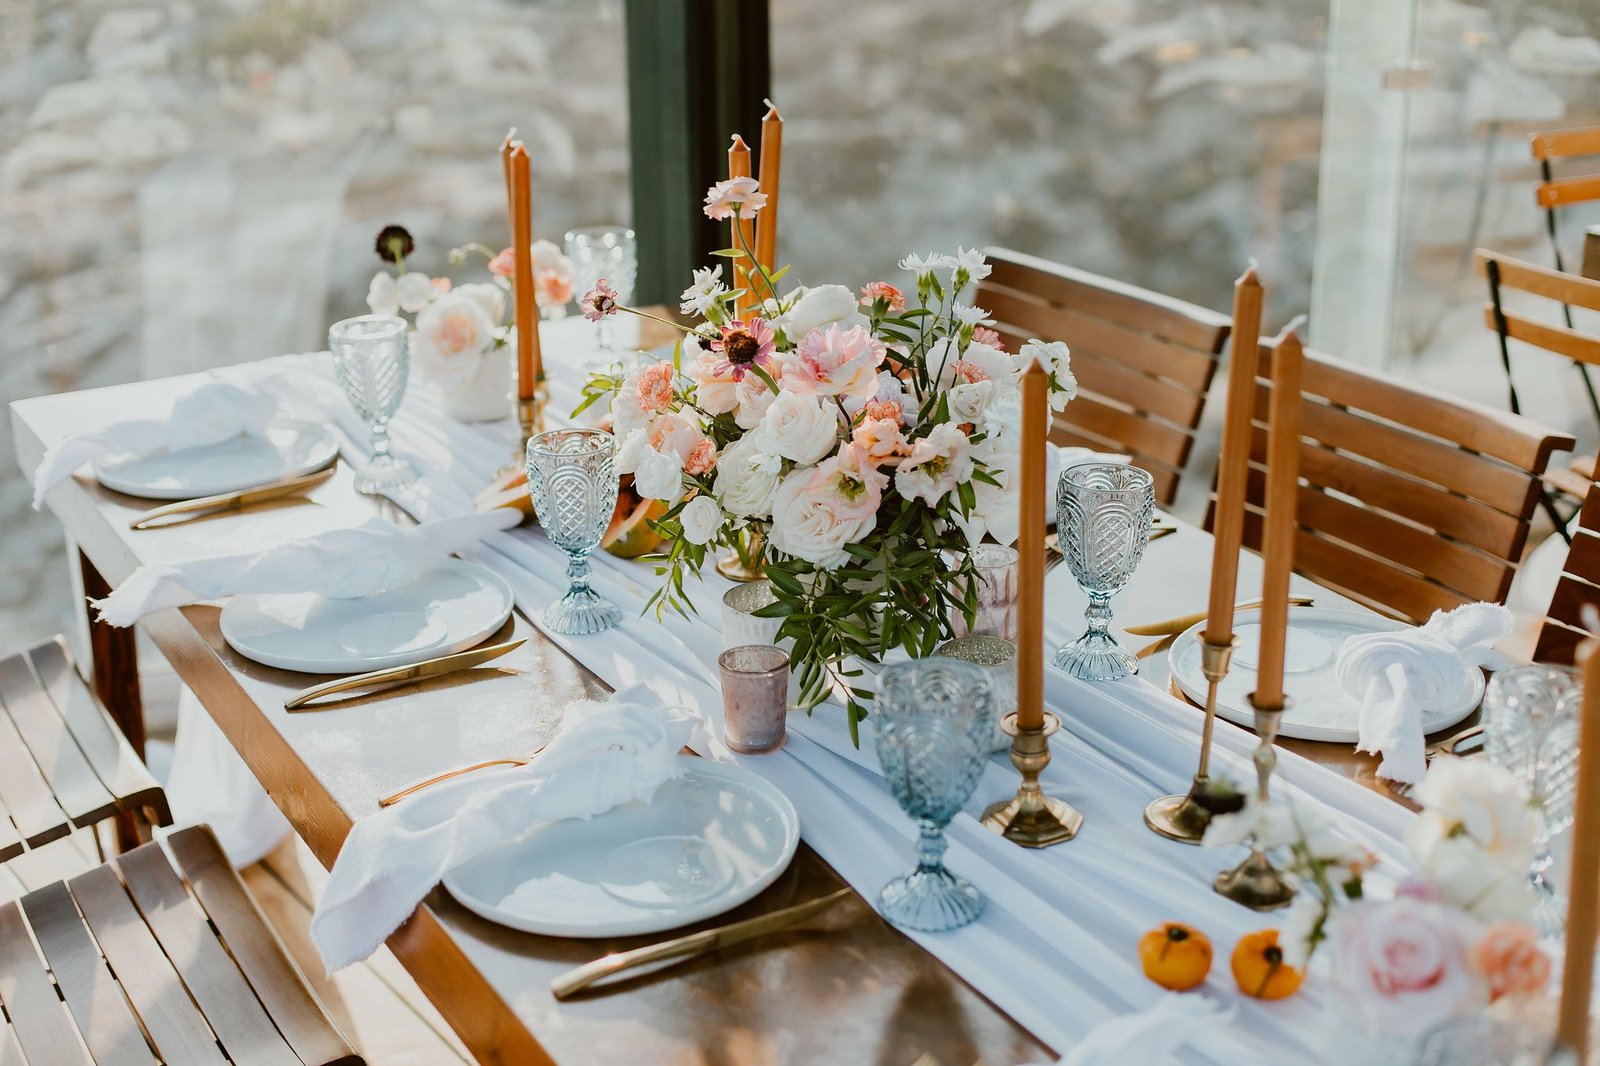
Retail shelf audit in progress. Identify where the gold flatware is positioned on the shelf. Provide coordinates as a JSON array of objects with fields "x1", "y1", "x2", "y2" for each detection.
[
  {"x1": 1124, "y1": 596, "x2": 1316, "y2": 638},
  {"x1": 550, "y1": 887, "x2": 853, "y2": 1000},
  {"x1": 128, "y1": 465, "x2": 336, "y2": 530},
  {"x1": 1135, "y1": 633, "x2": 1179, "y2": 660},
  {"x1": 1426, "y1": 722, "x2": 1484, "y2": 758},
  {"x1": 284, "y1": 637, "x2": 526, "y2": 712},
  {"x1": 377, "y1": 737, "x2": 549, "y2": 807}
]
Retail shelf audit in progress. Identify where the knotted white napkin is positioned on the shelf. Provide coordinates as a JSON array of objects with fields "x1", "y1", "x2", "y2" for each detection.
[
  {"x1": 310, "y1": 685, "x2": 709, "y2": 971},
  {"x1": 93, "y1": 509, "x2": 521, "y2": 626},
  {"x1": 1021, "y1": 995, "x2": 1235, "y2": 1066},
  {"x1": 1336, "y1": 602, "x2": 1514, "y2": 784},
  {"x1": 31, "y1": 364, "x2": 343, "y2": 509}
]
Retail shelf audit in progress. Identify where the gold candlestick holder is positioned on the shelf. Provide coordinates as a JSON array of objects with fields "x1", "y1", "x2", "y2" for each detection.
[
  {"x1": 981, "y1": 712, "x2": 1082, "y2": 848},
  {"x1": 1213, "y1": 692, "x2": 1296, "y2": 911},
  {"x1": 1144, "y1": 636, "x2": 1236, "y2": 844},
  {"x1": 496, "y1": 388, "x2": 548, "y2": 479}
]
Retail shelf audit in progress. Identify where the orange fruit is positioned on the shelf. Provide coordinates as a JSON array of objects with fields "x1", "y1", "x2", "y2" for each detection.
[
  {"x1": 1138, "y1": 922, "x2": 1212, "y2": 991},
  {"x1": 1231, "y1": 928, "x2": 1304, "y2": 1000},
  {"x1": 602, "y1": 493, "x2": 670, "y2": 559}
]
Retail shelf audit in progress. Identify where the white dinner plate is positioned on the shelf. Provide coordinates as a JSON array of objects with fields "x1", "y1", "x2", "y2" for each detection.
[
  {"x1": 218, "y1": 560, "x2": 514, "y2": 674},
  {"x1": 1168, "y1": 607, "x2": 1485, "y2": 743},
  {"x1": 443, "y1": 757, "x2": 800, "y2": 938},
  {"x1": 94, "y1": 419, "x2": 339, "y2": 500}
]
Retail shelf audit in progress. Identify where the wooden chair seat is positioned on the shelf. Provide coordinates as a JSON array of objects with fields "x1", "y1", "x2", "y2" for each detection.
[
  {"x1": 1535, "y1": 478, "x2": 1600, "y2": 664},
  {"x1": 0, "y1": 824, "x2": 361, "y2": 1066},
  {"x1": 0, "y1": 638, "x2": 169, "y2": 868},
  {"x1": 976, "y1": 249, "x2": 1232, "y2": 506}
]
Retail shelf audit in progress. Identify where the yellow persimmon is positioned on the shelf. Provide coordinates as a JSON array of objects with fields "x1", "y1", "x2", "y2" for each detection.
[
  {"x1": 1231, "y1": 928, "x2": 1304, "y2": 1000},
  {"x1": 1138, "y1": 922, "x2": 1213, "y2": 991}
]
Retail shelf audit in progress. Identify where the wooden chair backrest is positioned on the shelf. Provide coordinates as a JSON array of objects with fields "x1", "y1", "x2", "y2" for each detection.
[
  {"x1": 977, "y1": 249, "x2": 1231, "y2": 506},
  {"x1": 1535, "y1": 480, "x2": 1600, "y2": 664},
  {"x1": 1530, "y1": 125, "x2": 1600, "y2": 210},
  {"x1": 1475, "y1": 248, "x2": 1600, "y2": 369},
  {"x1": 1213, "y1": 341, "x2": 1576, "y2": 624}
]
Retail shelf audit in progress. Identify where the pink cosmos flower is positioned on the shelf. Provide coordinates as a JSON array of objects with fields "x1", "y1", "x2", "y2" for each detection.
[
  {"x1": 702, "y1": 177, "x2": 768, "y2": 221},
  {"x1": 535, "y1": 268, "x2": 573, "y2": 309},
  {"x1": 580, "y1": 279, "x2": 621, "y2": 322},
  {"x1": 684, "y1": 438, "x2": 717, "y2": 477},
  {"x1": 488, "y1": 247, "x2": 516, "y2": 278},
  {"x1": 709, "y1": 318, "x2": 778, "y2": 381},
  {"x1": 784, "y1": 324, "x2": 888, "y2": 399},
  {"x1": 859, "y1": 281, "x2": 906, "y2": 312},
  {"x1": 852, "y1": 416, "x2": 912, "y2": 468},
  {"x1": 636, "y1": 361, "x2": 676, "y2": 413},
  {"x1": 1472, "y1": 923, "x2": 1550, "y2": 1002},
  {"x1": 971, "y1": 326, "x2": 1005, "y2": 351}
]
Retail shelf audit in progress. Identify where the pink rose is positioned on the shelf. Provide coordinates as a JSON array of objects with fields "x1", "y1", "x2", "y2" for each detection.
[
  {"x1": 1330, "y1": 900, "x2": 1485, "y2": 1037},
  {"x1": 1471, "y1": 922, "x2": 1550, "y2": 1002}
]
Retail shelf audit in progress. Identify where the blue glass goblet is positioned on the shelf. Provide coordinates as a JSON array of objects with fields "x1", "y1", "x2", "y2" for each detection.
[
  {"x1": 873, "y1": 658, "x2": 994, "y2": 932},
  {"x1": 525, "y1": 429, "x2": 622, "y2": 635}
]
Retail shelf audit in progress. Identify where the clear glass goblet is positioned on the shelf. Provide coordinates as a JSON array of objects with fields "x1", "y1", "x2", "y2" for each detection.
[
  {"x1": 1052, "y1": 462, "x2": 1155, "y2": 681},
  {"x1": 1417, "y1": 999, "x2": 1578, "y2": 1066},
  {"x1": 329, "y1": 315, "x2": 416, "y2": 495},
  {"x1": 1482, "y1": 663, "x2": 1581, "y2": 937},
  {"x1": 873, "y1": 658, "x2": 994, "y2": 932},
  {"x1": 524, "y1": 429, "x2": 622, "y2": 635},
  {"x1": 565, "y1": 226, "x2": 636, "y2": 359}
]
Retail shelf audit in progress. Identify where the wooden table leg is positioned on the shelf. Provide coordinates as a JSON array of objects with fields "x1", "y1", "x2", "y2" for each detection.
[{"x1": 78, "y1": 550, "x2": 146, "y2": 851}]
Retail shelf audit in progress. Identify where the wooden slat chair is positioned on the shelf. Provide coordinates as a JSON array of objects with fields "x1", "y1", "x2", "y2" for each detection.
[
  {"x1": 977, "y1": 249, "x2": 1232, "y2": 507},
  {"x1": 1210, "y1": 340, "x2": 1576, "y2": 625},
  {"x1": 0, "y1": 825, "x2": 362, "y2": 1065},
  {"x1": 1534, "y1": 478, "x2": 1600, "y2": 664},
  {"x1": 1476, "y1": 248, "x2": 1600, "y2": 522},
  {"x1": 0, "y1": 638, "x2": 169, "y2": 868},
  {"x1": 1527, "y1": 125, "x2": 1600, "y2": 430}
]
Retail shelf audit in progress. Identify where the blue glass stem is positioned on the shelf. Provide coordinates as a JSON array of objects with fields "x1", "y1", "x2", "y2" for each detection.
[
  {"x1": 916, "y1": 820, "x2": 949, "y2": 873},
  {"x1": 565, "y1": 549, "x2": 593, "y2": 597}
]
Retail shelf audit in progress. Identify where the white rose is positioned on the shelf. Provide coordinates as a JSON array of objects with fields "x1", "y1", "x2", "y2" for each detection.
[
  {"x1": 957, "y1": 434, "x2": 1019, "y2": 546},
  {"x1": 612, "y1": 364, "x2": 653, "y2": 438},
  {"x1": 733, "y1": 373, "x2": 777, "y2": 430},
  {"x1": 395, "y1": 271, "x2": 437, "y2": 314},
  {"x1": 367, "y1": 272, "x2": 399, "y2": 316},
  {"x1": 454, "y1": 282, "x2": 506, "y2": 324},
  {"x1": 948, "y1": 380, "x2": 993, "y2": 425},
  {"x1": 760, "y1": 392, "x2": 839, "y2": 465},
  {"x1": 615, "y1": 428, "x2": 648, "y2": 475},
  {"x1": 785, "y1": 284, "x2": 866, "y2": 339},
  {"x1": 634, "y1": 446, "x2": 684, "y2": 502},
  {"x1": 765, "y1": 468, "x2": 873, "y2": 569},
  {"x1": 687, "y1": 338, "x2": 738, "y2": 414},
  {"x1": 679, "y1": 494, "x2": 722, "y2": 545},
  {"x1": 410, "y1": 291, "x2": 495, "y2": 384},
  {"x1": 715, "y1": 434, "x2": 782, "y2": 518}
]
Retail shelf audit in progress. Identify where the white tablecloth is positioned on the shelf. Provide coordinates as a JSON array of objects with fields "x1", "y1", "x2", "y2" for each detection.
[{"x1": 223, "y1": 323, "x2": 1418, "y2": 1063}]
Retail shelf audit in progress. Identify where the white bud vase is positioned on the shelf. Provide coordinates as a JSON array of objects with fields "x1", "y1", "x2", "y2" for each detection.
[{"x1": 439, "y1": 346, "x2": 513, "y2": 423}]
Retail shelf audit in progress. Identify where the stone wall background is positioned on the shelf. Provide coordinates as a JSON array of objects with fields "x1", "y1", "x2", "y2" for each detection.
[{"x1": 1, "y1": 0, "x2": 1597, "y2": 647}]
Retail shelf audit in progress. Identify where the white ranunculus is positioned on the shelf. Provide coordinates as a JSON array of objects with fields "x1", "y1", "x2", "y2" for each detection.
[
  {"x1": 765, "y1": 468, "x2": 874, "y2": 569},
  {"x1": 633, "y1": 446, "x2": 684, "y2": 502},
  {"x1": 785, "y1": 284, "x2": 865, "y2": 339},
  {"x1": 760, "y1": 392, "x2": 839, "y2": 466},
  {"x1": 1018, "y1": 339, "x2": 1077, "y2": 411},
  {"x1": 679, "y1": 494, "x2": 722, "y2": 545},
  {"x1": 715, "y1": 434, "x2": 781, "y2": 518},
  {"x1": 395, "y1": 271, "x2": 438, "y2": 314},
  {"x1": 409, "y1": 291, "x2": 496, "y2": 384},
  {"x1": 454, "y1": 282, "x2": 506, "y2": 324},
  {"x1": 367, "y1": 272, "x2": 399, "y2": 316},
  {"x1": 894, "y1": 423, "x2": 974, "y2": 506}
]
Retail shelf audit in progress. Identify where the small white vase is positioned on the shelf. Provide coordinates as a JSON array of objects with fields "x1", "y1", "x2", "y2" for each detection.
[{"x1": 439, "y1": 347, "x2": 513, "y2": 423}]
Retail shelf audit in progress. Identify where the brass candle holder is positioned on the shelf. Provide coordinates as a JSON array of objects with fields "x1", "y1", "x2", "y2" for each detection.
[
  {"x1": 496, "y1": 388, "x2": 549, "y2": 480},
  {"x1": 1213, "y1": 692, "x2": 1296, "y2": 911},
  {"x1": 1144, "y1": 636, "x2": 1236, "y2": 844},
  {"x1": 981, "y1": 712, "x2": 1082, "y2": 847}
]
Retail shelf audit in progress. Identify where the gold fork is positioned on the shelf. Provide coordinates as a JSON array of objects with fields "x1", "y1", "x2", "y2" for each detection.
[{"x1": 377, "y1": 739, "x2": 550, "y2": 808}]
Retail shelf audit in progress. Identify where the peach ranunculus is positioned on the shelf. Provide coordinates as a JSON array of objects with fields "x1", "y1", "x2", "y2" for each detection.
[
  {"x1": 684, "y1": 438, "x2": 717, "y2": 477},
  {"x1": 1471, "y1": 922, "x2": 1551, "y2": 1002},
  {"x1": 535, "y1": 269, "x2": 573, "y2": 310},
  {"x1": 784, "y1": 323, "x2": 887, "y2": 399},
  {"x1": 1329, "y1": 899, "x2": 1485, "y2": 1037},
  {"x1": 488, "y1": 246, "x2": 516, "y2": 278},
  {"x1": 636, "y1": 361, "x2": 676, "y2": 413},
  {"x1": 852, "y1": 416, "x2": 912, "y2": 468},
  {"x1": 859, "y1": 281, "x2": 906, "y2": 312}
]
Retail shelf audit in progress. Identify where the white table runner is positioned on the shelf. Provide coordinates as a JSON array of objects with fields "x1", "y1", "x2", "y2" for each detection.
[{"x1": 299, "y1": 322, "x2": 1412, "y2": 1064}]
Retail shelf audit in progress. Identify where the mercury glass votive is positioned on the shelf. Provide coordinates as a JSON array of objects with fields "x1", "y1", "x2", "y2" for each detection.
[
  {"x1": 722, "y1": 580, "x2": 800, "y2": 708},
  {"x1": 949, "y1": 545, "x2": 1020, "y2": 641},
  {"x1": 717, "y1": 644, "x2": 790, "y2": 754},
  {"x1": 935, "y1": 635, "x2": 1017, "y2": 753}
]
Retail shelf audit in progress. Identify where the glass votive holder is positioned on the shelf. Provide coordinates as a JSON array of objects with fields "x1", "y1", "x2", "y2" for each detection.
[
  {"x1": 934, "y1": 635, "x2": 1017, "y2": 752},
  {"x1": 722, "y1": 580, "x2": 800, "y2": 708},
  {"x1": 949, "y1": 545, "x2": 1020, "y2": 641},
  {"x1": 717, "y1": 644, "x2": 790, "y2": 754}
]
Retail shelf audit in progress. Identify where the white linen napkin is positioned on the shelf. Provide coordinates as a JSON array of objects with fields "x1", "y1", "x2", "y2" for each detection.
[
  {"x1": 310, "y1": 685, "x2": 708, "y2": 971},
  {"x1": 1336, "y1": 602, "x2": 1514, "y2": 784},
  {"x1": 31, "y1": 364, "x2": 343, "y2": 508},
  {"x1": 93, "y1": 509, "x2": 521, "y2": 626},
  {"x1": 1021, "y1": 995, "x2": 1235, "y2": 1066}
]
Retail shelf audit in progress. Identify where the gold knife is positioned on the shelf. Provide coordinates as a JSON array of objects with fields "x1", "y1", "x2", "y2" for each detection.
[
  {"x1": 284, "y1": 637, "x2": 526, "y2": 711},
  {"x1": 1123, "y1": 596, "x2": 1316, "y2": 637},
  {"x1": 550, "y1": 887, "x2": 853, "y2": 1000},
  {"x1": 129, "y1": 465, "x2": 336, "y2": 530}
]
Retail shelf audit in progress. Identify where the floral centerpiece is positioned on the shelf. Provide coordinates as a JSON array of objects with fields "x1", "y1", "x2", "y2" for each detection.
[
  {"x1": 1205, "y1": 757, "x2": 1550, "y2": 1064},
  {"x1": 363, "y1": 224, "x2": 575, "y2": 421},
  {"x1": 576, "y1": 178, "x2": 1075, "y2": 742}
]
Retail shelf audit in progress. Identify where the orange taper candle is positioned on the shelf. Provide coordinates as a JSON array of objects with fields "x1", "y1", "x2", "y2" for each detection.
[
  {"x1": 1016, "y1": 359, "x2": 1049, "y2": 731},
  {"x1": 508, "y1": 142, "x2": 542, "y2": 397},
  {"x1": 1204, "y1": 267, "x2": 1264, "y2": 646},
  {"x1": 1252, "y1": 328, "x2": 1303, "y2": 710},
  {"x1": 1560, "y1": 636, "x2": 1600, "y2": 1058},
  {"x1": 728, "y1": 134, "x2": 756, "y2": 317},
  {"x1": 755, "y1": 103, "x2": 782, "y2": 272}
]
